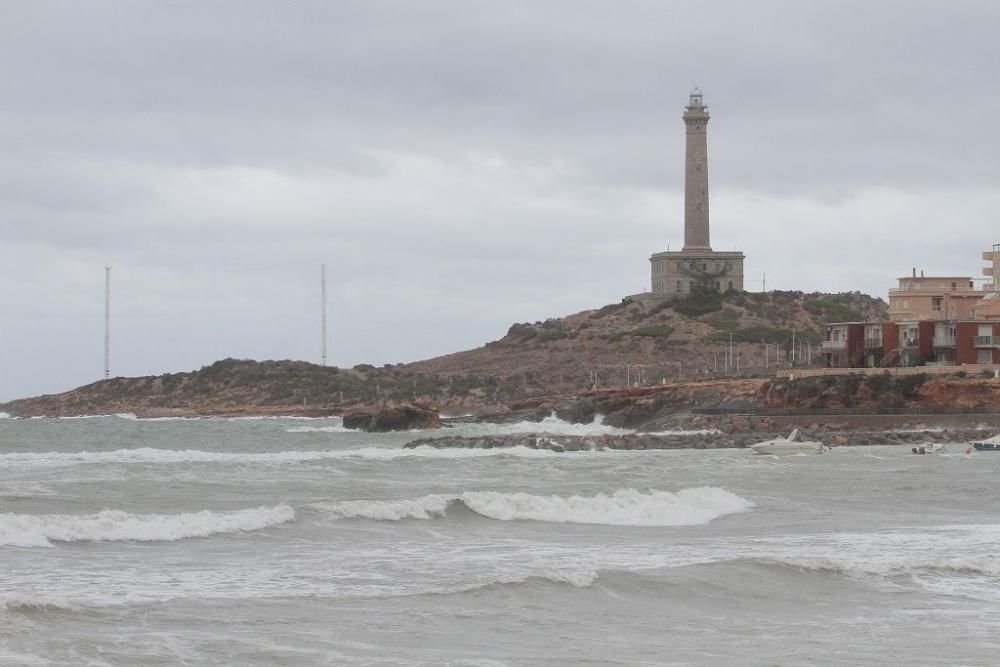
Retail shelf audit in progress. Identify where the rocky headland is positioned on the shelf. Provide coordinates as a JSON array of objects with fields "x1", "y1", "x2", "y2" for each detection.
[
  {"x1": 3, "y1": 289, "x2": 999, "y2": 448},
  {"x1": 1, "y1": 290, "x2": 886, "y2": 418}
]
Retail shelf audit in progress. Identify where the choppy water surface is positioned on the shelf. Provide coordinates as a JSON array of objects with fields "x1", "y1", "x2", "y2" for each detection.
[{"x1": 2, "y1": 414, "x2": 999, "y2": 666}]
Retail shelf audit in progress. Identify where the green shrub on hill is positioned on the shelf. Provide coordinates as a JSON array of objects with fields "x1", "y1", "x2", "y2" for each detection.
[
  {"x1": 706, "y1": 326, "x2": 822, "y2": 345},
  {"x1": 608, "y1": 324, "x2": 675, "y2": 342},
  {"x1": 804, "y1": 294, "x2": 866, "y2": 323},
  {"x1": 701, "y1": 308, "x2": 741, "y2": 331},
  {"x1": 624, "y1": 324, "x2": 675, "y2": 338},
  {"x1": 670, "y1": 287, "x2": 724, "y2": 317},
  {"x1": 589, "y1": 301, "x2": 630, "y2": 320},
  {"x1": 506, "y1": 323, "x2": 537, "y2": 340}
]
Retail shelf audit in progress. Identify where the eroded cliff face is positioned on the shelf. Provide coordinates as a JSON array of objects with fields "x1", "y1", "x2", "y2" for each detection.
[
  {"x1": 917, "y1": 378, "x2": 1000, "y2": 409},
  {"x1": 504, "y1": 374, "x2": 1000, "y2": 431},
  {"x1": 762, "y1": 375, "x2": 1000, "y2": 411}
]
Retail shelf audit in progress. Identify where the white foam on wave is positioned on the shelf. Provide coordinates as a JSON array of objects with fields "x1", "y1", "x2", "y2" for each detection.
[
  {"x1": 286, "y1": 417, "x2": 353, "y2": 433},
  {"x1": 0, "y1": 445, "x2": 558, "y2": 468},
  {"x1": 318, "y1": 487, "x2": 753, "y2": 527},
  {"x1": 320, "y1": 494, "x2": 453, "y2": 520},
  {"x1": 458, "y1": 413, "x2": 634, "y2": 437},
  {"x1": 642, "y1": 428, "x2": 722, "y2": 436},
  {"x1": 0, "y1": 504, "x2": 295, "y2": 548},
  {"x1": 0, "y1": 412, "x2": 10, "y2": 419}
]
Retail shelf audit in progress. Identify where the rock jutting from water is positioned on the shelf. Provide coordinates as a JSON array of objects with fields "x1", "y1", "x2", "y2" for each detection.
[{"x1": 343, "y1": 403, "x2": 441, "y2": 432}]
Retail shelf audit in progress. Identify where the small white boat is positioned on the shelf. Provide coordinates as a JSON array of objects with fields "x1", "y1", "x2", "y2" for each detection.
[
  {"x1": 910, "y1": 443, "x2": 946, "y2": 455},
  {"x1": 971, "y1": 434, "x2": 1000, "y2": 452},
  {"x1": 750, "y1": 429, "x2": 829, "y2": 455}
]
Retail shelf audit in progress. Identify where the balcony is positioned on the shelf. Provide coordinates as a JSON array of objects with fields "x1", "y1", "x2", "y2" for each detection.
[
  {"x1": 974, "y1": 336, "x2": 1000, "y2": 347},
  {"x1": 932, "y1": 335, "x2": 956, "y2": 347},
  {"x1": 864, "y1": 337, "x2": 883, "y2": 349},
  {"x1": 900, "y1": 337, "x2": 919, "y2": 348},
  {"x1": 821, "y1": 340, "x2": 847, "y2": 351}
]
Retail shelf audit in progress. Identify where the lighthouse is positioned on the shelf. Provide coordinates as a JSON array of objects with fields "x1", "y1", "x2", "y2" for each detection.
[{"x1": 648, "y1": 88, "x2": 745, "y2": 294}]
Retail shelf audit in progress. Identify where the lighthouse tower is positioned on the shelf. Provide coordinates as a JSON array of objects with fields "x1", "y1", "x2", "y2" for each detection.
[
  {"x1": 647, "y1": 88, "x2": 745, "y2": 295},
  {"x1": 683, "y1": 87, "x2": 711, "y2": 250}
]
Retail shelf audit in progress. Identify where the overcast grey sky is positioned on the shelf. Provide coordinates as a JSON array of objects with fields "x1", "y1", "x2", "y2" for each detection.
[{"x1": 2, "y1": 1, "x2": 999, "y2": 401}]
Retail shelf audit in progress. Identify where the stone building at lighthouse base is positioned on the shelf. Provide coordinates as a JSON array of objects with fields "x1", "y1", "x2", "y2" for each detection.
[{"x1": 650, "y1": 249, "x2": 745, "y2": 295}]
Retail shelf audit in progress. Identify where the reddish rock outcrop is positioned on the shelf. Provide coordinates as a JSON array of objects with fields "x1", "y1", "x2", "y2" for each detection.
[{"x1": 342, "y1": 403, "x2": 441, "y2": 432}]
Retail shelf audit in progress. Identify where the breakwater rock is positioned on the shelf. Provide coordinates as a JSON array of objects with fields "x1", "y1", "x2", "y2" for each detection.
[
  {"x1": 405, "y1": 426, "x2": 993, "y2": 452},
  {"x1": 406, "y1": 433, "x2": 734, "y2": 451}
]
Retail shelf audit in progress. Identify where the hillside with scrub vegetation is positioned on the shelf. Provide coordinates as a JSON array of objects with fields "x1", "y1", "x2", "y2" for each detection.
[{"x1": 1, "y1": 290, "x2": 888, "y2": 417}]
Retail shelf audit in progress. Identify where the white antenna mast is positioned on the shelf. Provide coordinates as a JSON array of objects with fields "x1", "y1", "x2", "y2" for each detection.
[
  {"x1": 320, "y1": 263, "x2": 327, "y2": 366},
  {"x1": 104, "y1": 265, "x2": 111, "y2": 379}
]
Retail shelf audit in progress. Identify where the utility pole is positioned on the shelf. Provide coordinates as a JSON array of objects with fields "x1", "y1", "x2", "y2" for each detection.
[
  {"x1": 320, "y1": 264, "x2": 328, "y2": 366},
  {"x1": 791, "y1": 329, "x2": 796, "y2": 365},
  {"x1": 104, "y1": 266, "x2": 111, "y2": 380},
  {"x1": 762, "y1": 272, "x2": 766, "y2": 293},
  {"x1": 626, "y1": 364, "x2": 631, "y2": 387}
]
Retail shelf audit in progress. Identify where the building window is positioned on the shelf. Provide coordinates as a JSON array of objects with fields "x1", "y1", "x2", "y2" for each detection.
[
  {"x1": 676, "y1": 281, "x2": 682, "y2": 292},
  {"x1": 715, "y1": 280, "x2": 721, "y2": 290},
  {"x1": 727, "y1": 280, "x2": 734, "y2": 290},
  {"x1": 932, "y1": 298, "x2": 942, "y2": 312}
]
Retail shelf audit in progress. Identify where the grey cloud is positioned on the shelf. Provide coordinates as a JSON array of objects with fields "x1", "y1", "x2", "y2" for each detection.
[{"x1": 2, "y1": 1, "x2": 999, "y2": 399}]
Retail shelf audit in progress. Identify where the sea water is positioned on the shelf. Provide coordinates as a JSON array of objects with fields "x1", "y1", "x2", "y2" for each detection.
[{"x1": 1, "y1": 414, "x2": 998, "y2": 666}]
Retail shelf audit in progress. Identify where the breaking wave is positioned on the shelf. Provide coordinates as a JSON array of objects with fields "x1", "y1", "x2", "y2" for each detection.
[
  {"x1": 764, "y1": 553, "x2": 1000, "y2": 579},
  {"x1": 0, "y1": 505, "x2": 295, "y2": 548},
  {"x1": 459, "y1": 413, "x2": 634, "y2": 437},
  {"x1": 0, "y1": 445, "x2": 558, "y2": 468},
  {"x1": 317, "y1": 487, "x2": 753, "y2": 526},
  {"x1": 0, "y1": 593, "x2": 82, "y2": 613}
]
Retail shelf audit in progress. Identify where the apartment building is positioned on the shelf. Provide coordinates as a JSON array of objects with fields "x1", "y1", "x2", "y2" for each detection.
[
  {"x1": 822, "y1": 319, "x2": 1000, "y2": 368},
  {"x1": 887, "y1": 271, "x2": 985, "y2": 321}
]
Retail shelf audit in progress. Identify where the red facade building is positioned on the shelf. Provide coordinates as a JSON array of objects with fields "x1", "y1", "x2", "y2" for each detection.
[{"x1": 823, "y1": 320, "x2": 1000, "y2": 368}]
